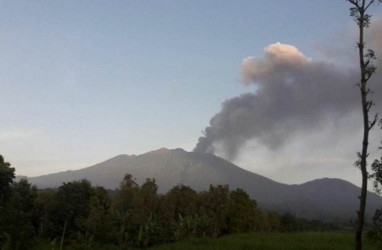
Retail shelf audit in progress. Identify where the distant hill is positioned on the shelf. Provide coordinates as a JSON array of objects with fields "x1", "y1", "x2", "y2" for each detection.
[{"x1": 22, "y1": 148, "x2": 382, "y2": 221}]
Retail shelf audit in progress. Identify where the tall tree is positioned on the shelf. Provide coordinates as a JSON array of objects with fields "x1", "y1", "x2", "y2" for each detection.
[
  {"x1": 1, "y1": 179, "x2": 38, "y2": 249},
  {"x1": 346, "y1": 1, "x2": 381, "y2": 249},
  {"x1": 0, "y1": 156, "x2": 15, "y2": 248},
  {"x1": 0, "y1": 155, "x2": 15, "y2": 205},
  {"x1": 49, "y1": 180, "x2": 94, "y2": 250}
]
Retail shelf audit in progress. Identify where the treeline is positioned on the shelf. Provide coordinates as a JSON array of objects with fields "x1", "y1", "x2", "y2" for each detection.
[
  {"x1": 1, "y1": 176, "x2": 281, "y2": 249},
  {"x1": 0, "y1": 156, "x2": 339, "y2": 250}
]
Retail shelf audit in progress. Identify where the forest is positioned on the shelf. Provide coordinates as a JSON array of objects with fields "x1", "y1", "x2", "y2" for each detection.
[{"x1": 0, "y1": 155, "x2": 356, "y2": 250}]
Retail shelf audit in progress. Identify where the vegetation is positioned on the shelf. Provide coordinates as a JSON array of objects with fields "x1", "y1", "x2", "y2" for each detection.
[
  {"x1": 368, "y1": 122, "x2": 382, "y2": 244},
  {"x1": 0, "y1": 155, "x2": 15, "y2": 205},
  {"x1": 345, "y1": 1, "x2": 381, "y2": 249},
  {"x1": 0, "y1": 154, "x2": 356, "y2": 250},
  {"x1": 148, "y1": 232, "x2": 381, "y2": 250}
]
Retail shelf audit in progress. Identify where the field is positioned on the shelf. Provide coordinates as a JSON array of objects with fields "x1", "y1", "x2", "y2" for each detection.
[
  {"x1": 148, "y1": 232, "x2": 381, "y2": 250},
  {"x1": 32, "y1": 232, "x2": 381, "y2": 250}
]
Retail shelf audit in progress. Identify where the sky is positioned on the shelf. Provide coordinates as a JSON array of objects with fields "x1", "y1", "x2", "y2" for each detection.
[{"x1": 1, "y1": 1, "x2": 382, "y2": 187}]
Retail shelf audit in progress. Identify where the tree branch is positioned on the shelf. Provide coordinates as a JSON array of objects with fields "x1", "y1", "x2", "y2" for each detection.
[
  {"x1": 368, "y1": 114, "x2": 378, "y2": 130},
  {"x1": 365, "y1": 0, "x2": 375, "y2": 10}
]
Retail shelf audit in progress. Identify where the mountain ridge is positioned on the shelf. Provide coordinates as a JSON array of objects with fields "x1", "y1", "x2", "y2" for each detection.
[{"x1": 20, "y1": 148, "x2": 382, "y2": 221}]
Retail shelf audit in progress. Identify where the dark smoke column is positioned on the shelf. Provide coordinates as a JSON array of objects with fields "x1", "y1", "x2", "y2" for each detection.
[{"x1": 194, "y1": 128, "x2": 216, "y2": 154}]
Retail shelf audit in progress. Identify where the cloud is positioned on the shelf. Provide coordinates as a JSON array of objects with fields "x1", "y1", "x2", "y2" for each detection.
[
  {"x1": 369, "y1": 19, "x2": 382, "y2": 63},
  {"x1": 195, "y1": 33, "x2": 382, "y2": 161}
]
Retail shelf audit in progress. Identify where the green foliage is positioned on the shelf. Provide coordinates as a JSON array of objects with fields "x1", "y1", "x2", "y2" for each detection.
[
  {"x1": 367, "y1": 207, "x2": 382, "y2": 247},
  {"x1": 367, "y1": 123, "x2": 382, "y2": 244},
  {"x1": 111, "y1": 174, "x2": 141, "y2": 246},
  {"x1": 370, "y1": 121, "x2": 382, "y2": 194},
  {"x1": 0, "y1": 233, "x2": 11, "y2": 250},
  {"x1": 199, "y1": 185, "x2": 230, "y2": 235},
  {"x1": 173, "y1": 214, "x2": 214, "y2": 240},
  {"x1": 0, "y1": 171, "x2": 354, "y2": 249},
  {"x1": 111, "y1": 176, "x2": 168, "y2": 247},
  {"x1": 225, "y1": 189, "x2": 261, "y2": 233},
  {"x1": 0, "y1": 155, "x2": 15, "y2": 205},
  {"x1": 0, "y1": 179, "x2": 38, "y2": 250},
  {"x1": 371, "y1": 158, "x2": 382, "y2": 193},
  {"x1": 46, "y1": 180, "x2": 95, "y2": 248},
  {"x1": 280, "y1": 213, "x2": 340, "y2": 232},
  {"x1": 348, "y1": 0, "x2": 382, "y2": 28},
  {"x1": 84, "y1": 186, "x2": 112, "y2": 243},
  {"x1": 161, "y1": 184, "x2": 199, "y2": 220},
  {"x1": 34, "y1": 188, "x2": 56, "y2": 238},
  {"x1": 107, "y1": 176, "x2": 285, "y2": 248}
]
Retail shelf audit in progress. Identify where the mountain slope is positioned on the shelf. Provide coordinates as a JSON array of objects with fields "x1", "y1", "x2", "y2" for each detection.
[{"x1": 25, "y1": 148, "x2": 382, "y2": 221}]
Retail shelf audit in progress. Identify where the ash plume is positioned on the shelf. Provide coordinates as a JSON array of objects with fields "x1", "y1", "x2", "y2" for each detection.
[{"x1": 194, "y1": 37, "x2": 382, "y2": 160}]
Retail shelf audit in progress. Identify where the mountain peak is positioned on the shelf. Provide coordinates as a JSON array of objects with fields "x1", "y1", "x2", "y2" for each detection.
[
  {"x1": 106, "y1": 154, "x2": 131, "y2": 161},
  {"x1": 148, "y1": 147, "x2": 171, "y2": 154},
  {"x1": 22, "y1": 148, "x2": 382, "y2": 221},
  {"x1": 146, "y1": 147, "x2": 187, "y2": 155}
]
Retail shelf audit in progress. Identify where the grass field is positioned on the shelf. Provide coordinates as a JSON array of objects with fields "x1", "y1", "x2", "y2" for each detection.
[
  {"x1": 32, "y1": 232, "x2": 381, "y2": 250},
  {"x1": 148, "y1": 232, "x2": 381, "y2": 250}
]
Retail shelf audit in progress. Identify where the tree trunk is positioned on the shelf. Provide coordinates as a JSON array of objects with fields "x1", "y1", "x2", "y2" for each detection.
[
  {"x1": 354, "y1": 3, "x2": 370, "y2": 250},
  {"x1": 60, "y1": 219, "x2": 68, "y2": 250}
]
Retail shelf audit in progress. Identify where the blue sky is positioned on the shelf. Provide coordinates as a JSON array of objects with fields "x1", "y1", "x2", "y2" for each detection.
[{"x1": 1, "y1": 1, "x2": 381, "y2": 185}]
